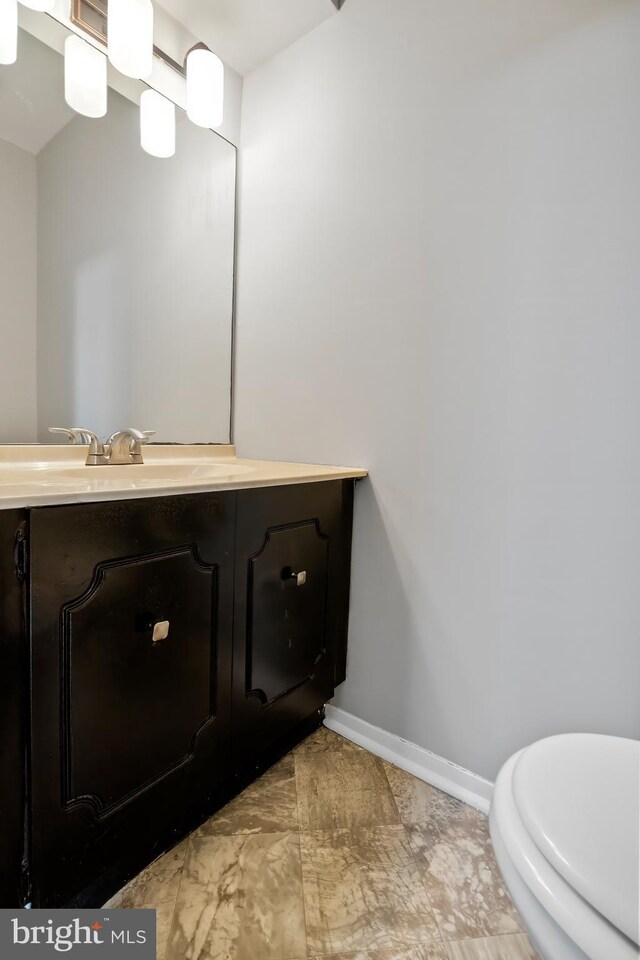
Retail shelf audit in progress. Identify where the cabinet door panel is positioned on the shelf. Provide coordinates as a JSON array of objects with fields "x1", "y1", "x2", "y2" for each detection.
[
  {"x1": 29, "y1": 493, "x2": 235, "y2": 907},
  {"x1": 63, "y1": 547, "x2": 217, "y2": 814},
  {"x1": 248, "y1": 522, "x2": 328, "y2": 705},
  {"x1": 0, "y1": 511, "x2": 26, "y2": 907},
  {"x1": 233, "y1": 481, "x2": 354, "y2": 763}
]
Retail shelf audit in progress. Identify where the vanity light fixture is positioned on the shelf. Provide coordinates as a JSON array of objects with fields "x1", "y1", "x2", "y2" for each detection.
[
  {"x1": 17, "y1": 0, "x2": 54, "y2": 11},
  {"x1": 140, "y1": 88, "x2": 175, "y2": 158},
  {"x1": 186, "y1": 44, "x2": 224, "y2": 129},
  {"x1": 0, "y1": 0, "x2": 18, "y2": 65},
  {"x1": 64, "y1": 35, "x2": 107, "y2": 118},
  {"x1": 2, "y1": 0, "x2": 226, "y2": 159},
  {"x1": 107, "y1": 0, "x2": 153, "y2": 80}
]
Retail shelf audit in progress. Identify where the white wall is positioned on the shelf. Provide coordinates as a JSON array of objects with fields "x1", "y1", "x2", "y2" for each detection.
[
  {"x1": 37, "y1": 90, "x2": 236, "y2": 443},
  {"x1": 0, "y1": 138, "x2": 37, "y2": 442},
  {"x1": 235, "y1": 0, "x2": 640, "y2": 779}
]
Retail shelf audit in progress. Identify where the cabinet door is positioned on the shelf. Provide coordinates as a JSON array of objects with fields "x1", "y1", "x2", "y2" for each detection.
[
  {"x1": 29, "y1": 493, "x2": 235, "y2": 907},
  {"x1": 233, "y1": 481, "x2": 354, "y2": 763},
  {"x1": 0, "y1": 511, "x2": 26, "y2": 907}
]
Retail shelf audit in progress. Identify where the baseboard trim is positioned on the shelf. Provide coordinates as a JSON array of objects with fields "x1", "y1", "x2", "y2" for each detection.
[{"x1": 324, "y1": 705, "x2": 493, "y2": 814}]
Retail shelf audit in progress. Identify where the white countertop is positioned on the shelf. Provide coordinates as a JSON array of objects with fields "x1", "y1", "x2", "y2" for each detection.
[{"x1": 0, "y1": 445, "x2": 368, "y2": 510}]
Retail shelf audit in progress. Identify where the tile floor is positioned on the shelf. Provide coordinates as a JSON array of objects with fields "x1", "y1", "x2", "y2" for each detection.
[{"x1": 105, "y1": 726, "x2": 540, "y2": 960}]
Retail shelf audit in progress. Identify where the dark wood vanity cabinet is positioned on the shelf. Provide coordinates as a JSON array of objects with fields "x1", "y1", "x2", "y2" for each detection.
[
  {"x1": 28, "y1": 494, "x2": 236, "y2": 907},
  {"x1": 0, "y1": 480, "x2": 356, "y2": 908}
]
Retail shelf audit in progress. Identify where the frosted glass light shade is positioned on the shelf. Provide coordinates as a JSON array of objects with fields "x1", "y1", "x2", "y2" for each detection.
[
  {"x1": 108, "y1": 0, "x2": 153, "y2": 80},
  {"x1": 17, "y1": 0, "x2": 54, "y2": 11},
  {"x1": 140, "y1": 89, "x2": 175, "y2": 158},
  {"x1": 186, "y1": 47, "x2": 224, "y2": 129},
  {"x1": 0, "y1": 0, "x2": 18, "y2": 65},
  {"x1": 64, "y1": 35, "x2": 107, "y2": 118}
]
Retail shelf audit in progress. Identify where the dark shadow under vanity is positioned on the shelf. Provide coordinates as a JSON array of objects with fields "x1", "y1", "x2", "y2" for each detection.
[{"x1": 0, "y1": 479, "x2": 356, "y2": 908}]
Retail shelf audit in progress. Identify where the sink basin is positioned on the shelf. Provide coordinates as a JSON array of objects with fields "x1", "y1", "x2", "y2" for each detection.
[{"x1": 51, "y1": 462, "x2": 254, "y2": 482}]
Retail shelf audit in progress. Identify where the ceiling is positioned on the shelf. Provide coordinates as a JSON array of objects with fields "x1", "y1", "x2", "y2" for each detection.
[
  {"x1": 155, "y1": 0, "x2": 339, "y2": 76},
  {"x1": 0, "y1": 30, "x2": 73, "y2": 155}
]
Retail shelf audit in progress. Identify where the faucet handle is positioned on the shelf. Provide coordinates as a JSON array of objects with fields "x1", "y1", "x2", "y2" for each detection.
[
  {"x1": 50, "y1": 427, "x2": 107, "y2": 465},
  {"x1": 49, "y1": 427, "x2": 95, "y2": 445},
  {"x1": 81, "y1": 431, "x2": 108, "y2": 465},
  {"x1": 125, "y1": 428, "x2": 154, "y2": 442},
  {"x1": 129, "y1": 429, "x2": 154, "y2": 463},
  {"x1": 127, "y1": 427, "x2": 155, "y2": 463}
]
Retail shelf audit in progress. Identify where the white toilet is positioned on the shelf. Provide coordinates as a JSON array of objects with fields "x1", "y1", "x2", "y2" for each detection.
[{"x1": 489, "y1": 733, "x2": 639, "y2": 960}]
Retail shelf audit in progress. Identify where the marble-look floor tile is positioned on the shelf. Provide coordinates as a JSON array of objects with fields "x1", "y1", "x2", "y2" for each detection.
[
  {"x1": 446, "y1": 933, "x2": 540, "y2": 960},
  {"x1": 155, "y1": 900, "x2": 176, "y2": 960},
  {"x1": 103, "y1": 839, "x2": 188, "y2": 909},
  {"x1": 294, "y1": 725, "x2": 364, "y2": 755},
  {"x1": 166, "y1": 831, "x2": 306, "y2": 960},
  {"x1": 407, "y1": 816, "x2": 522, "y2": 941},
  {"x1": 300, "y1": 824, "x2": 440, "y2": 955},
  {"x1": 194, "y1": 755, "x2": 298, "y2": 837},
  {"x1": 312, "y1": 945, "x2": 449, "y2": 960},
  {"x1": 383, "y1": 764, "x2": 480, "y2": 830},
  {"x1": 296, "y1": 747, "x2": 399, "y2": 830}
]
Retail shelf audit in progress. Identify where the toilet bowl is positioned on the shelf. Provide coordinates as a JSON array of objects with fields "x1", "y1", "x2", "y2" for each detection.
[{"x1": 489, "y1": 733, "x2": 639, "y2": 960}]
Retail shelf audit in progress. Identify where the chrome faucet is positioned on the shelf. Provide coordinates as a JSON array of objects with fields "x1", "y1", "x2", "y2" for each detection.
[
  {"x1": 48, "y1": 427, "x2": 154, "y2": 465},
  {"x1": 106, "y1": 429, "x2": 151, "y2": 465}
]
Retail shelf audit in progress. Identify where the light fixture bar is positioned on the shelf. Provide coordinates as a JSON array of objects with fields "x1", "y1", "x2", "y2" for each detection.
[{"x1": 71, "y1": 0, "x2": 187, "y2": 78}]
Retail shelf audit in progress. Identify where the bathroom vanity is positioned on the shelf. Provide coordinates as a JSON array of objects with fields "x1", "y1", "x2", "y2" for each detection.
[
  {"x1": 0, "y1": 13, "x2": 367, "y2": 914},
  {"x1": 0, "y1": 448, "x2": 366, "y2": 908}
]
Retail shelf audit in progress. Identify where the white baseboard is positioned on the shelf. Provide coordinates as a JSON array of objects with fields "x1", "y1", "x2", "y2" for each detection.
[{"x1": 324, "y1": 705, "x2": 494, "y2": 814}]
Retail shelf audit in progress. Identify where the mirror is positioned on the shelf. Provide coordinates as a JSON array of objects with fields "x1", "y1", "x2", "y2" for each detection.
[{"x1": 0, "y1": 28, "x2": 236, "y2": 444}]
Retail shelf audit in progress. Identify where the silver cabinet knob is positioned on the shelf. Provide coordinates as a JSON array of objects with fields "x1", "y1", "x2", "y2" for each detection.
[
  {"x1": 281, "y1": 566, "x2": 307, "y2": 587},
  {"x1": 152, "y1": 620, "x2": 170, "y2": 643}
]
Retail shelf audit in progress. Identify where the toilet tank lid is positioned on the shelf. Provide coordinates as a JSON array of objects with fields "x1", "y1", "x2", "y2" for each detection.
[{"x1": 512, "y1": 733, "x2": 640, "y2": 946}]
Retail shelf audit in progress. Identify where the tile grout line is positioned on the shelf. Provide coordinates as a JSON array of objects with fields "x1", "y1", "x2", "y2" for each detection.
[
  {"x1": 400, "y1": 820, "x2": 450, "y2": 949},
  {"x1": 381, "y1": 758, "x2": 449, "y2": 951},
  {"x1": 445, "y1": 932, "x2": 541, "y2": 958},
  {"x1": 381, "y1": 754, "x2": 405, "y2": 825},
  {"x1": 293, "y1": 747, "x2": 313, "y2": 959},
  {"x1": 161, "y1": 834, "x2": 191, "y2": 960},
  {"x1": 447, "y1": 932, "x2": 529, "y2": 943}
]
